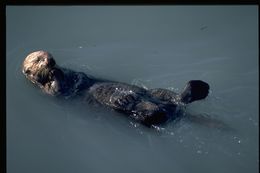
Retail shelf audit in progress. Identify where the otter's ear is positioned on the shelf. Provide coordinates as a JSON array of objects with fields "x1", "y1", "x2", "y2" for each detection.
[{"x1": 180, "y1": 80, "x2": 210, "y2": 104}]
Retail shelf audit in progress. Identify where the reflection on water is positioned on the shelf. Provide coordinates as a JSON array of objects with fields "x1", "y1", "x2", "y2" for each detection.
[{"x1": 7, "y1": 6, "x2": 258, "y2": 173}]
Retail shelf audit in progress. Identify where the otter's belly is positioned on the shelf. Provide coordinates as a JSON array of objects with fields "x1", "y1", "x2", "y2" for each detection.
[
  {"x1": 87, "y1": 82, "x2": 177, "y2": 126},
  {"x1": 88, "y1": 82, "x2": 146, "y2": 111}
]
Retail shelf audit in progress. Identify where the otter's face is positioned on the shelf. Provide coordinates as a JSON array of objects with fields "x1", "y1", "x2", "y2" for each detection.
[{"x1": 22, "y1": 51, "x2": 56, "y2": 86}]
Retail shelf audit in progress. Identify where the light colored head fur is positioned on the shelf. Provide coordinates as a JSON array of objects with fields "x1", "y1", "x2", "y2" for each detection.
[
  {"x1": 22, "y1": 50, "x2": 61, "y2": 95},
  {"x1": 22, "y1": 51, "x2": 56, "y2": 83}
]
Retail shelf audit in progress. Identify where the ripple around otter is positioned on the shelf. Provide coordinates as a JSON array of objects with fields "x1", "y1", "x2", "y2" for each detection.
[{"x1": 7, "y1": 6, "x2": 258, "y2": 173}]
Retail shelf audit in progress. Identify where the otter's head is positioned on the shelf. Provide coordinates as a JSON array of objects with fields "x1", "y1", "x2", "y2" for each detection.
[
  {"x1": 22, "y1": 51, "x2": 63, "y2": 95},
  {"x1": 22, "y1": 51, "x2": 56, "y2": 84}
]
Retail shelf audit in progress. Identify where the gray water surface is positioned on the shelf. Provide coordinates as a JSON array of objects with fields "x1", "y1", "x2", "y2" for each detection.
[{"x1": 7, "y1": 6, "x2": 258, "y2": 173}]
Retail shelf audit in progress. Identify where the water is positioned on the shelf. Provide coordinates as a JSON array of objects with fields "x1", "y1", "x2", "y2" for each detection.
[{"x1": 6, "y1": 6, "x2": 258, "y2": 173}]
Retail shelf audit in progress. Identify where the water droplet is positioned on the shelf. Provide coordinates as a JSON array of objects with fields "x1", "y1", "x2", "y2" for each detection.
[{"x1": 197, "y1": 150, "x2": 202, "y2": 154}]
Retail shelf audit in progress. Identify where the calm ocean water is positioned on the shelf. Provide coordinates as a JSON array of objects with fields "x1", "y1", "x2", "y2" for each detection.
[{"x1": 7, "y1": 6, "x2": 258, "y2": 173}]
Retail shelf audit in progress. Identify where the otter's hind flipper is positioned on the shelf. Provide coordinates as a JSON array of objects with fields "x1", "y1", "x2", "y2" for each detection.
[{"x1": 180, "y1": 80, "x2": 210, "y2": 104}]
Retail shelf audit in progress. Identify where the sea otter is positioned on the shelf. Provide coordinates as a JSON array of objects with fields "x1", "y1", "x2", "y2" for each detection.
[{"x1": 22, "y1": 50, "x2": 210, "y2": 127}]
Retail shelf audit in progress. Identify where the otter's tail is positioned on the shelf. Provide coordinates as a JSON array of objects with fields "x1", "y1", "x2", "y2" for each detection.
[{"x1": 180, "y1": 80, "x2": 210, "y2": 104}]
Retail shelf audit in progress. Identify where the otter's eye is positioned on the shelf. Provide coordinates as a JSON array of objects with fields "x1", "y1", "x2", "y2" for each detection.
[{"x1": 36, "y1": 56, "x2": 43, "y2": 62}]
